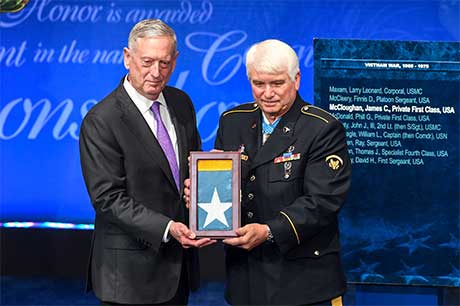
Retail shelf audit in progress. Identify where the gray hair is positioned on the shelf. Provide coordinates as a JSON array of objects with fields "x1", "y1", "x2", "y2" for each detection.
[
  {"x1": 128, "y1": 19, "x2": 177, "y2": 53},
  {"x1": 245, "y1": 39, "x2": 299, "y2": 81}
]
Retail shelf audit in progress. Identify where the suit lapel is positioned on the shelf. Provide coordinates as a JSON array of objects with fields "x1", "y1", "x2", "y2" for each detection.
[
  {"x1": 250, "y1": 98, "x2": 302, "y2": 170},
  {"x1": 242, "y1": 111, "x2": 261, "y2": 160},
  {"x1": 115, "y1": 84, "x2": 179, "y2": 193},
  {"x1": 231, "y1": 109, "x2": 260, "y2": 180}
]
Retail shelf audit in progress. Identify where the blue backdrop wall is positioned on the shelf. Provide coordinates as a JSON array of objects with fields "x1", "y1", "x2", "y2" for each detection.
[{"x1": 1, "y1": 0, "x2": 459, "y2": 287}]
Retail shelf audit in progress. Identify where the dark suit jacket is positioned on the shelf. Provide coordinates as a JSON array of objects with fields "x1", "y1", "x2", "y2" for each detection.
[
  {"x1": 79, "y1": 79, "x2": 201, "y2": 304},
  {"x1": 215, "y1": 95, "x2": 352, "y2": 305}
]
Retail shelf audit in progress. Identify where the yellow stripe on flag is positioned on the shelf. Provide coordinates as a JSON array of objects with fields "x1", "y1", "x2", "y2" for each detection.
[
  {"x1": 331, "y1": 296, "x2": 343, "y2": 306},
  {"x1": 197, "y1": 159, "x2": 232, "y2": 171}
]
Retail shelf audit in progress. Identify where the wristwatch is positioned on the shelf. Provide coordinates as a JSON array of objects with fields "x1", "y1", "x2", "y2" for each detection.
[{"x1": 266, "y1": 225, "x2": 275, "y2": 243}]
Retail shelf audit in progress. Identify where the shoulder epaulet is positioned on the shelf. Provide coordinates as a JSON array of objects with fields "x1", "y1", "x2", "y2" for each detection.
[
  {"x1": 222, "y1": 102, "x2": 259, "y2": 117},
  {"x1": 300, "y1": 105, "x2": 337, "y2": 124}
]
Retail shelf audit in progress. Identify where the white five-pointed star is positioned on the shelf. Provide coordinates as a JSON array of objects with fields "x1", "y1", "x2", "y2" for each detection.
[{"x1": 198, "y1": 187, "x2": 232, "y2": 228}]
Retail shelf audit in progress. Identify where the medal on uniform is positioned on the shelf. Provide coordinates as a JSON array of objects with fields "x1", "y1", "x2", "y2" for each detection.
[
  {"x1": 284, "y1": 161, "x2": 292, "y2": 179},
  {"x1": 274, "y1": 152, "x2": 300, "y2": 164},
  {"x1": 239, "y1": 144, "x2": 248, "y2": 161}
]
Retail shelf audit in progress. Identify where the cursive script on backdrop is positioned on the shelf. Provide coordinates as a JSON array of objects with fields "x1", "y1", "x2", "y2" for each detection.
[{"x1": 0, "y1": 0, "x2": 213, "y2": 27}]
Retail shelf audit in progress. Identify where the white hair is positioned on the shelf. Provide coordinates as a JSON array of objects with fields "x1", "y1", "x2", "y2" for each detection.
[
  {"x1": 128, "y1": 19, "x2": 177, "y2": 53},
  {"x1": 245, "y1": 39, "x2": 299, "y2": 81}
]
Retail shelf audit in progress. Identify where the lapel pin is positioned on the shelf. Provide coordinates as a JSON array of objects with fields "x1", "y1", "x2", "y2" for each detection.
[
  {"x1": 251, "y1": 122, "x2": 257, "y2": 129},
  {"x1": 239, "y1": 144, "x2": 248, "y2": 160}
]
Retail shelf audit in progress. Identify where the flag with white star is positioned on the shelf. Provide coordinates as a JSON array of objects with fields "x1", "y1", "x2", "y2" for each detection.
[{"x1": 197, "y1": 159, "x2": 233, "y2": 231}]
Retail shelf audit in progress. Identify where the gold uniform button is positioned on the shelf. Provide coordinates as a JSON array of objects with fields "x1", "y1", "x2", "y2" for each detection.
[
  {"x1": 250, "y1": 175, "x2": 256, "y2": 182},
  {"x1": 314, "y1": 250, "x2": 320, "y2": 256},
  {"x1": 248, "y1": 193, "x2": 254, "y2": 200}
]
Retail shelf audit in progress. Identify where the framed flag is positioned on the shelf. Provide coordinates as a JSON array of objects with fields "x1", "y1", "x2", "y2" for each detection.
[{"x1": 189, "y1": 151, "x2": 241, "y2": 238}]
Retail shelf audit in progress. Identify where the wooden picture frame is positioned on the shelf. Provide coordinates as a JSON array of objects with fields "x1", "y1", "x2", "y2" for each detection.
[{"x1": 189, "y1": 151, "x2": 241, "y2": 238}]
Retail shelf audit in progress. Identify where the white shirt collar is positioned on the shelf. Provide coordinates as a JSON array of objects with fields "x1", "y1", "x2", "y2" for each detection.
[
  {"x1": 123, "y1": 75, "x2": 167, "y2": 114},
  {"x1": 261, "y1": 111, "x2": 271, "y2": 125}
]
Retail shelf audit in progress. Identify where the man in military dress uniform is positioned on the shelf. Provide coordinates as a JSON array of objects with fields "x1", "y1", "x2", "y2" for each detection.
[{"x1": 216, "y1": 39, "x2": 352, "y2": 305}]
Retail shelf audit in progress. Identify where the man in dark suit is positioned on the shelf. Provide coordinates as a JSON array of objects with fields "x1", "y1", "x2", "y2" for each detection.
[
  {"x1": 79, "y1": 19, "x2": 213, "y2": 305},
  {"x1": 215, "y1": 39, "x2": 352, "y2": 305}
]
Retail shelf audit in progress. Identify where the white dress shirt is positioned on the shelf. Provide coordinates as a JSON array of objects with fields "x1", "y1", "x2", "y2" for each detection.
[
  {"x1": 123, "y1": 76, "x2": 177, "y2": 243},
  {"x1": 123, "y1": 77, "x2": 179, "y2": 162}
]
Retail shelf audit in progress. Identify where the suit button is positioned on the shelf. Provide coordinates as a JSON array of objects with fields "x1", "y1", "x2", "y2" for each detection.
[
  {"x1": 247, "y1": 211, "x2": 254, "y2": 218},
  {"x1": 249, "y1": 175, "x2": 256, "y2": 182},
  {"x1": 248, "y1": 193, "x2": 254, "y2": 200},
  {"x1": 314, "y1": 250, "x2": 320, "y2": 256}
]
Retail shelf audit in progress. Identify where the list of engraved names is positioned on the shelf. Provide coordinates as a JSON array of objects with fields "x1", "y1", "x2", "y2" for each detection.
[{"x1": 326, "y1": 83, "x2": 456, "y2": 167}]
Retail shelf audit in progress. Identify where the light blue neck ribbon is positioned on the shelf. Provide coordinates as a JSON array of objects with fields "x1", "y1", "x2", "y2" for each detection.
[{"x1": 262, "y1": 117, "x2": 282, "y2": 135}]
